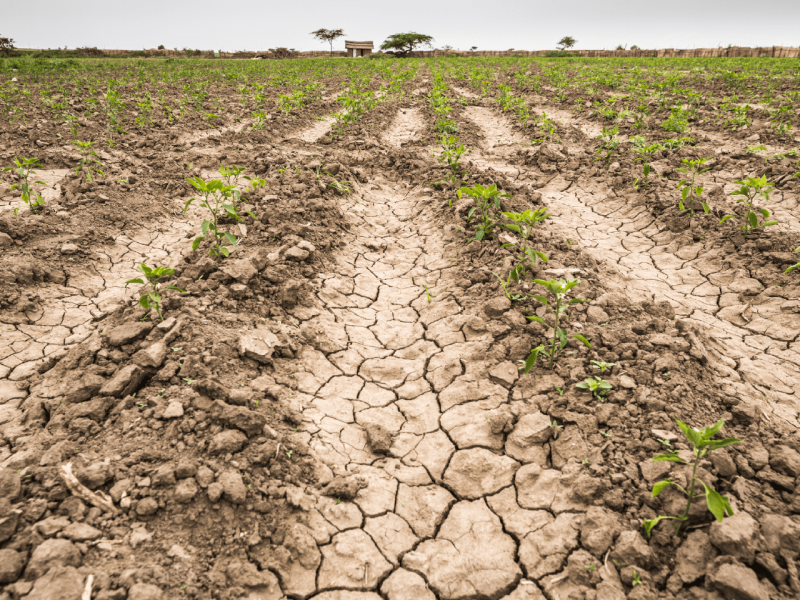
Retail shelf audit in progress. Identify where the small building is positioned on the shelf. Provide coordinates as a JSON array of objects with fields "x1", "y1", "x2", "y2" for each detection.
[{"x1": 345, "y1": 41, "x2": 373, "y2": 58}]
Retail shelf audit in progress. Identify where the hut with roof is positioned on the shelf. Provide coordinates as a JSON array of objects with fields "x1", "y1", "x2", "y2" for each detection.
[{"x1": 345, "y1": 41, "x2": 374, "y2": 58}]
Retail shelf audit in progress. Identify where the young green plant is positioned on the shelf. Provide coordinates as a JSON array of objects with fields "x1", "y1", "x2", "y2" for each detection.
[
  {"x1": 643, "y1": 419, "x2": 741, "y2": 537},
  {"x1": 676, "y1": 158, "x2": 712, "y2": 216},
  {"x1": 500, "y1": 208, "x2": 550, "y2": 282},
  {"x1": 458, "y1": 183, "x2": 510, "y2": 242},
  {"x1": 576, "y1": 376, "x2": 612, "y2": 401},
  {"x1": 125, "y1": 263, "x2": 186, "y2": 322},
  {"x1": 4, "y1": 157, "x2": 45, "y2": 215},
  {"x1": 719, "y1": 175, "x2": 777, "y2": 234},
  {"x1": 183, "y1": 176, "x2": 243, "y2": 262},
  {"x1": 524, "y1": 278, "x2": 591, "y2": 371},
  {"x1": 72, "y1": 141, "x2": 104, "y2": 181}
]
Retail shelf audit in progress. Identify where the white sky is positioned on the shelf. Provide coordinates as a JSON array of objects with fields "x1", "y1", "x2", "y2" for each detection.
[{"x1": 5, "y1": 0, "x2": 800, "y2": 53}]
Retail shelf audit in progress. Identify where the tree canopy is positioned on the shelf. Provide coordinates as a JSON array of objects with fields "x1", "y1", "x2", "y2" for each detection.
[
  {"x1": 557, "y1": 36, "x2": 577, "y2": 51},
  {"x1": 380, "y1": 33, "x2": 434, "y2": 57},
  {"x1": 0, "y1": 34, "x2": 15, "y2": 56},
  {"x1": 311, "y1": 28, "x2": 345, "y2": 56}
]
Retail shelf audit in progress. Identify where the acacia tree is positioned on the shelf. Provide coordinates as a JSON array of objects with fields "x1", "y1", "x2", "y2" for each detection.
[
  {"x1": 380, "y1": 33, "x2": 434, "y2": 57},
  {"x1": 311, "y1": 28, "x2": 345, "y2": 56},
  {"x1": 0, "y1": 34, "x2": 15, "y2": 56},
  {"x1": 557, "y1": 36, "x2": 577, "y2": 51}
]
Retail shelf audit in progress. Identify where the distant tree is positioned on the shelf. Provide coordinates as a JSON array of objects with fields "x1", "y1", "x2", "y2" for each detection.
[
  {"x1": 158, "y1": 44, "x2": 165, "y2": 50},
  {"x1": 615, "y1": 44, "x2": 627, "y2": 51},
  {"x1": 0, "y1": 34, "x2": 16, "y2": 56},
  {"x1": 470, "y1": 46, "x2": 478, "y2": 53},
  {"x1": 440, "y1": 45, "x2": 454, "y2": 53},
  {"x1": 630, "y1": 45, "x2": 640, "y2": 50},
  {"x1": 556, "y1": 36, "x2": 576, "y2": 51},
  {"x1": 311, "y1": 28, "x2": 345, "y2": 56},
  {"x1": 380, "y1": 33, "x2": 434, "y2": 57}
]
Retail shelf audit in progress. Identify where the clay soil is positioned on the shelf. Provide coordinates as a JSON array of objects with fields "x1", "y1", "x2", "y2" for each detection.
[{"x1": 0, "y1": 57, "x2": 799, "y2": 600}]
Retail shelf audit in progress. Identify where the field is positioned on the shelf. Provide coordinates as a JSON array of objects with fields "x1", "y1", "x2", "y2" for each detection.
[{"x1": 1, "y1": 54, "x2": 800, "y2": 600}]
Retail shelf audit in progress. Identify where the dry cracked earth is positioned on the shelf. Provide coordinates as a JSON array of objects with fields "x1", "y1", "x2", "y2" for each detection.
[{"x1": 0, "y1": 73, "x2": 799, "y2": 600}]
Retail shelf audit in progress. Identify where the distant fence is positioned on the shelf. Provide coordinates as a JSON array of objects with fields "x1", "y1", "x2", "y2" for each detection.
[
  {"x1": 16, "y1": 46, "x2": 800, "y2": 60},
  {"x1": 409, "y1": 46, "x2": 800, "y2": 59}
]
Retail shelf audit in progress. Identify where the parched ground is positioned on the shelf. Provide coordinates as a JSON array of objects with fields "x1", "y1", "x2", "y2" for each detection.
[{"x1": 0, "y1": 60, "x2": 799, "y2": 600}]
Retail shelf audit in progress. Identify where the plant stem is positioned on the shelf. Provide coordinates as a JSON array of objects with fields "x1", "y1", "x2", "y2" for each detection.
[
  {"x1": 677, "y1": 452, "x2": 700, "y2": 535},
  {"x1": 549, "y1": 295, "x2": 561, "y2": 369}
]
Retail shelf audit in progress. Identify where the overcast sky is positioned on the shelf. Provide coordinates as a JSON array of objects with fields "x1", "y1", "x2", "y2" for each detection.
[{"x1": 5, "y1": 0, "x2": 800, "y2": 53}]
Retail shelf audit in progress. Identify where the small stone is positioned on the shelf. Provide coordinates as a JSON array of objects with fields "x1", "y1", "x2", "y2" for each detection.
[
  {"x1": 130, "y1": 341, "x2": 167, "y2": 369},
  {"x1": 488, "y1": 361, "x2": 519, "y2": 387},
  {"x1": 174, "y1": 478, "x2": 199, "y2": 503},
  {"x1": 196, "y1": 465, "x2": 215, "y2": 488},
  {"x1": 639, "y1": 460, "x2": 671, "y2": 483},
  {"x1": 128, "y1": 582, "x2": 165, "y2": 600},
  {"x1": 61, "y1": 522, "x2": 102, "y2": 541},
  {"x1": 709, "y1": 511, "x2": 759, "y2": 564},
  {"x1": 24, "y1": 566, "x2": 84, "y2": 600},
  {"x1": 505, "y1": 412, "x2": 552, "y2": 464},
  {"x1": 0, "y1": 232, "x2": 12, "y2": 247},
  {"x1": 219, "y1": 470, "x2": 247, "y2": 505},
  {"x1": 707, "y1": 558, "x2": 768, "y2": 600},
  {"x1": 396, "y1": 483, "x2": 456, "y2": 538},
  {"x1": 611, "y1": 531, "x2": 653, "y2": 568},
  {"x1": 769, "y1": 445, "x2": 800, "y2": 477},
  {"x1": 207, "y1": 482, "x2": 224, "y2": 502},
  {"x1": 136, "y1": 497, "x2": 158, "y2": 516},
  {"x1": 0, "y1": 548, "x2": 24, "y2": 583},
  {"x1": 163, "y1": 401, "x2": 184, "y2": 419},
  {"x1": 239, "y1": 329, "x2": 281, "y2": 364},
  {"x1": 220, "y1": 259, "x2": 258, "y2": 283},
  {"x1": 60, "y1": 243, "x2": 79, "y2": 255},
  {"x1": 106, "y1": 322, "x2": 154, "y2": 347},
  {"x1": 484, "y1": 296, "x2": 512, "y2": 318},
  {"x1": 619, "y1": 375, "x2": 637, "y2": 389},
  {"x1": 710, "y1": 450, "x2": 737, "y2": 478},
  {"x1": 151, "y1": 465, "x2": 176, "y2": 487},
  {"x1": 209, "y1": 429, "x2": 248, "y2": 455},
  {"x1": 25, "y1": 538, "x2": 82, "y2": 579},
  {"x1": 285, "y1": 246, "x2": 310, "y2": 261},
  {"x1": 586, "y1": 306, "x2": 610, "y2": 324},
  {"x1": 100, "y1": 364, "x2": 147, "y2": 398},
  {"x1": 0, "y1": 467, "x2": 22, "y2": 501},
  {"x1": 674, "y1": 530, "x2": 714, "y2": 584}
]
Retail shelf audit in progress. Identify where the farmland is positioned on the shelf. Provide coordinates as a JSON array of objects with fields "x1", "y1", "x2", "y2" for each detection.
[{"x1": 1, "y1": 54, "x2": 800, "y2": 600}]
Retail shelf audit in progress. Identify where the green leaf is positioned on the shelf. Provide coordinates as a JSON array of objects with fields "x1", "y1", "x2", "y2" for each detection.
[
  {"x1": 526, "y1": 315, "x2": 546, "y2": 325},
  {"x1": 569, "y1": 333, "x2": 591, "y2": 348},
  {"x1": 201, "y1": 220, "x2": 210, "y2": 236},
  {"x1": 747, "y1": 212, "x2": 758, "y2": 229},
  {"x1": 224, "y1": 232, "x2": 238, "y2": 246},
  {"x1": 530, "y1": 295, "x2": 548, "y2": 306},
  {"x1": 652, "y1": 479, "x2": 674, "y2": 497},
  {"x1": 704, "y1": 438, "x2": 742, "y2": 451},
  {"x1": 475, "y1": 230, "x2": 485, "y2": 241},
  {"x1": 557, "y1": 328, "x2": 567, "y2": 349},
  {"x1": 139, "y1": 295, "x2": 151, "y2": 310},
  {"x1": 220, "y1": 247, "x2": 230, "y2": 257},
  {"x1": 125, "y1": 278, "x2": 145, "y2": 285},
  {"x1": 704, "y1": 484, "x2": 731, "y2": 522},
  {"x1": 719, "y1": 215, "x2": 734, "y2": 224},
  {"x1": 524, "y1": 347, "x2": 541, "y2": 373},
  {"x1": 191, "y1": 236, "x2": 204, "y2": 251},
  {"x1": 676, "y1": 420, "x2": 701, "y2": 448},
  {"x1": 652, "y1": 454, "x2": 685, "y2": 463},
  {"x1": 183, "y1": 197, "x2": 195, "y2": 214},
  {"x1": 763, "y1": 221, "x2": 778, "y2": 226},
  {"x1": 643, "y1": 515, "x2": 678, "y2": 538}
]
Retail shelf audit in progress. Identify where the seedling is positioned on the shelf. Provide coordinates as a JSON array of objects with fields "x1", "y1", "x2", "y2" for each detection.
[
  {"x1": 676, "y1": 158, "x2": 712, "y2": 216},
  {"x1": 183, "y1": 175, "x2": 245, "y2": 262},
  {"x1": 72, "y1": 141, "x2": 104, "y2": 181},
  {"x1": 632, "y1": 571, "x2": 643, "y2": 586},
  {"x1": 524, "y1": 278, "x2": 591, "y2": 371},
  {"x1": 125, "y1": 263, "x2": 185, "y2": 322},
  {"x1": 458, "y1": 183, "x2": 511, "y2": 242},
  {"x1": 501, "y1": 208, "x2": 550, "y2": 282},
  {"x1": 594, "y1": 126, "x2": 620, "y2": 163},
  {"x1": 784, "y1": 247, "x2": 800, "y2": 274},
  {"x1": 4, "y1": 157, "x2": 45, "y2": 215},
  {"x1": 643, "y1": 419, "x2": 741, "y2": 537},
  {"x1": 551, "y1": 419, "x2": 563, "y2": 430},
  {"x1": 590, "y1": 360, "x2": 616, "y2": 373},
  {"x1": 576, "y1": 376, "x2": 612, "y2": 400},
  {"x1": 719, "y1": 175, "x2": 777, "y2": 234}
]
